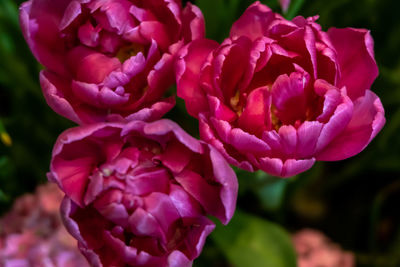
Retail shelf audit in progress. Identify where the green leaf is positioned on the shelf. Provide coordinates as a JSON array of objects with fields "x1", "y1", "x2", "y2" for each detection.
[
  {"x1": 0, "y1": 189, "x2": 9, "y2": 203},
  {"x1": 285, "y1": 0, "x2": 306, "y2": 19},
  {"x1": 257, "y1": 178, "x2": 288, "y2": 211},
  {"x1": 212, "y1": 210, "x2": 297, "y2": 267},
  {"x1": 195, "y1": 0, "x2": 259, "y2": 42}
]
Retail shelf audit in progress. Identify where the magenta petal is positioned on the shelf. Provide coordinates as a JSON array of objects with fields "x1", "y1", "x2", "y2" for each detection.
[
  {"x1": 52, "y1": 156, "x2": 94, "y2": 206},
  {"x1": 128, "y1": 208, "x2": 164, "y2": 240},
  {"x1": 78, "y1": 21, "x2": 101, "y2": 47},
  {"x1": 139, "y1": 21, "x2": 170, "y2": 51},
  {"x1": 315, "y1": 79, "x2": 342, "y2": 123},
  {"x1": 207, "y1": 144, "x2": 238, "y2": 224},
  {"x1": 169, "y1": 185, "x2": 203, "y2": 218},
  {"x1": 40, "y1": 71, "x2": 81, "y2": 124},
  {"x1": 238, "y1": 86, "x2": 271, "y2": 135},
  {"x1": 59, "y1": 1, "x2": 82, "y2": 30},
  {"x1": 68, "y1": 46, "x2": 121, "y2": 84},
  {"x1": 103, "y1": 53, "x2": 146, "y2": 88},
  {"x1": 71, "y1": 80, "x2": 100, "y2": 106},
  {"x1": 271, "y1": 72, "x2": 307, "y2": 124},
  {"x1": 120, "y1": 97, "x2": 175, "y2": 122},
  {"x1": 142, "y1": 119, "x2": 203, "y2": 153},
  {"x1": 259, "y1": 157, "x2": 283, "y2": 177},
  {"x1": 211, "y1": 118, "x2": 271, "y2": 154},
  {"x1": 278, "y1": 125, "x2": 297, "y2": 156},
  {"x1": 261, "y1": 125, "x2": 297, "y2": 157},
  {"x1": 167, "y1": 251, "x2": 192, "y2": 267},
  {"x1": 199, "y1": 116, "x2": 254, "y2": 171},
  {"x1": 281, "y1": 158, "x2": 315, "y2": 177},
  {"x1": 181, "y1": 3, "x2": 205, "y2": 42},
  {"x1": 19, "y1": 1, "x2": 70, "y2": 76},
  {"x1": 230, "y1": 2, "x2": 274, "y2": 41},
  {"x1": 176, "y1": 39, "x2": 219, "y2": 117},
  {"x1": 144, "y1": 193, "x2": 180, "y2": 233},
  {"x1": 61, "y1": 197, "x2": 90, "y2": 248},
  {"x1": 155, "y1": 139, "x2": 192, "y2": 174},
  {"x1": 328, "y1": 27, "x2": 378, "y2": 100},
  {"x1": 126, "y1": 169, "x2": 170, "y2": 196},
  {"x1": 208, "y1": 95, "x2": 237, "y2": 123},
  {"x1": 316, "y1": 89, "x2": 354, "y2": 152},
  {"x1": 316, "y1": 90, "x2": 385, "y2": 161},
  {"x1": 296, "y1": 121, "x2": 324, "y2": 158},
  {"x1": 98, "y1": 87, "x2": 130, "y2": 106},
  {"x1": 175, "y1": 170, "x2": 222, "y2": 217},
  {"x1": 146, "y1": 53, "x2": 175, "y2": 101}
]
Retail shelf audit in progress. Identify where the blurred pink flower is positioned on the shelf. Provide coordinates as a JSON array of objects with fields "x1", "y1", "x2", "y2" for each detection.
[
  {"x1": 0, "y1": 183, "x2": 63, "y2": 236},
  {"x1": 20, "y1": 0, "x2": 205, "y2": 124},
  {"x1": 292, "y1": 229, "x2": 355, "y2": 267},
  {"x1": 176, "y1": 1, "x2": 385, "y2": 177},
  {"x1": 279, "y1": 0, "x2": 290, "y2": 13},
  {"x1": 0, "y1": 183, "x2": 89, "y2": 267},
  {"x1": 49, "y1": 119, "x2": 238, "y2": 266}
]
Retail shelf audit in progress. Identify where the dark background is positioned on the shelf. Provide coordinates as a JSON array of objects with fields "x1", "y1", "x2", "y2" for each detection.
[{"x1": 1, "y1": 0, "x2": 399, "y2": 266}]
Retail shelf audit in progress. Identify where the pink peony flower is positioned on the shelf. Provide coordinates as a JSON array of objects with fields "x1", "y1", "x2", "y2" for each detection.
[
  {"x1": 176, "y1": 1, "x2": 385, "y2": 177},
  {"x1": 20, "y1": 0, "x2": 205, "y2": 124},
  {"x1": 49, "y1": 119, "x2": 238, "y2": 266},
  {"x1": 292, "y1": 229, "x2": 355, "y2": 267},
  {"x1": 0, "y1": 183, "x2": 89, "y2": 267}
]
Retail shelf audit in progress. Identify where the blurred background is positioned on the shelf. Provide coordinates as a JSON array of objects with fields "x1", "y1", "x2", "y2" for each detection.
[{"x1": 0, "y1": 0, "x2": 399, "y2": 266}]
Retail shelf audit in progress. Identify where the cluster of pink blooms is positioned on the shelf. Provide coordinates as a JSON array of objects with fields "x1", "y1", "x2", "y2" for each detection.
[
  {"x1": 0, "y1": 183, "x2": 89, "y2": 266},
  {"x1": 18, "y1": 0, "x2": 384, "y2": 265},
  {"x1": 292, "y1": 229, "x2": 355, "y2": 267}
]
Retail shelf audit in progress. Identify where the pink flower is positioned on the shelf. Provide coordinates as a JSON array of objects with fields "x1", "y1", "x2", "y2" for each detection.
[
  {"x1": 0, "y1": 183, "x2": 89, "y2": 267},
  {"x1": 0, "y1": 183, "x2": 63, "y2": 236},
  {"x1": 176, "y1": 2, "x2": 385, "y2": 177},
  {"x1": 20, "y1": 0, "x2": 205, "y2": 124},
  {"x1": 0, "y1": 229, "x2": 90, "y2": 267},
  {"x1": 49, "y1": 119, "x2": 238, "y2": 266},
  {"x1": 292, "y1": 229, "x2": 355, "y2": 267},
  {"x1": 279, "y1": 0, "x2": 290, "y2": 13}
]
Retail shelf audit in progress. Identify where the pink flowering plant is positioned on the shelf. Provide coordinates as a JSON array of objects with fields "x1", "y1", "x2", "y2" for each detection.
[
  {"x1": 0, "y1": 0, "x2": 393, "y2": 266},
  {"x1": 177, "y1": 2, "x2": 385, "y2": 177},
  {"x1": 20, "y1": 0, "x2": 205, "y2": 124},
  {"x1": 292, "y1": 229, "x2": 355, "y2": 267},
  {"x1": 49, "y1": 119, "x2": 237, "y2": 266},
  {"x1": 0, "y1": 183, "x2": 89, "y2": 267}
]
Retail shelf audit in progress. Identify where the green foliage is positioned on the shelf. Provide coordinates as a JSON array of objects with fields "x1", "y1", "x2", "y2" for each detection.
[
  {"x1": 0, "y1": 0, "x2": 74, "y2": 213},
  {"x1": 212, "y1": 210, "x2": 297, "y2": 267}
]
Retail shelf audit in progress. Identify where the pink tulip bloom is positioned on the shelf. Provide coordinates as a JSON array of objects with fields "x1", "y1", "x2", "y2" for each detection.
[
  {"x1": 176, "y1": 1, "x2": 385, "y2": 177},
  {"x1": 20, "y1": 0, "x2": 205, "y2": 124},
  {"x1": 49, "y1": 119, "x2": 238, "y2": 266},
  {"x1": 292, "y1": 229, "x2": 355, "y2": 267}
]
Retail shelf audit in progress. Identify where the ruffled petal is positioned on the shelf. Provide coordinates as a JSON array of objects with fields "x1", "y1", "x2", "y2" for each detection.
[{"x1": 328, "y1": 27, "x2": 378, "y2": 100}]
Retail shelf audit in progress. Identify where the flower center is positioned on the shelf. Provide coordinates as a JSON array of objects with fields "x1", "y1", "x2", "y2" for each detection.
[
  {"x1": 230, "y1": 91, "x2": 243, "y2": 116},
  {"x1": 116, "y1": 44, "x2": 145, "y2": 63}
]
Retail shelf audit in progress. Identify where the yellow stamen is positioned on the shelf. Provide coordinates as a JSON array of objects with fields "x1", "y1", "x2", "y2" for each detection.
[
  {"x1": 270, "y1": 105, "x2": 282, "y2": 131},
  {"x1": 230, "y1": 91, "x2": 243, "y2": 116},
  {"x1": 116, "y1": 44, "x2": 145, "y2": 63},
  {"x1": 1, "y1": 132, "x2": 12, "y2": 147}
]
